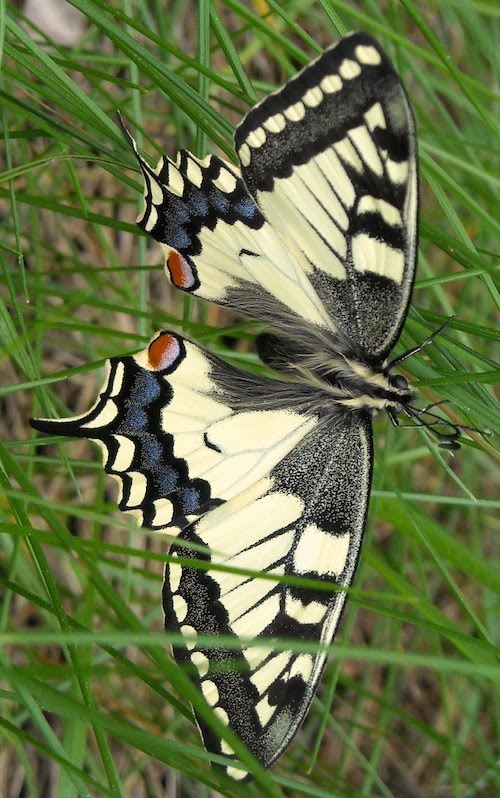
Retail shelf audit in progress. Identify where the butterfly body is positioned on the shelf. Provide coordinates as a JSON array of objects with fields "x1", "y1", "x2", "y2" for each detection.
[{"x1": 32, "y1": 32, "x2": 433, "y2": 779}]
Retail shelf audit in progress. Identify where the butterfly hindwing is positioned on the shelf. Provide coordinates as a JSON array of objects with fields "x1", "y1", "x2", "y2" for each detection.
[
  {"x1": 31, "y1": 331, "x2": 318, "y2": 532},
  {"x1": 164, "y1": 413, "x2": 373, "y2": 778},
  {"x1": 235, "y1": 31, "x2": 417, "y2": 359},
  {"x1": 125, "y1": 134, "x2": 332, "y2": 330}
]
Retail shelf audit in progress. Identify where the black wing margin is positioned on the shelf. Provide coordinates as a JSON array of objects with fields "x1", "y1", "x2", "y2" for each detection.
[{"x1": 235, "y1": 32, "x2": 418, "y2": 361}]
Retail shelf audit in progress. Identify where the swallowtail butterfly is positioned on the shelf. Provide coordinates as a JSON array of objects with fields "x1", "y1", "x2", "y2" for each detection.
[{"x1": 32, "y1": 32, "x2": 466, "y2": 779}]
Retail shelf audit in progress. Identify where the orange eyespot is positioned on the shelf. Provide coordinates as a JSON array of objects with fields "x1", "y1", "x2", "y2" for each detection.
[
  {"x1": 167, "y1": 250, "x2": 195, "y2": 289},
  {"x1": 148, "y1": 332, "x2": 180, "y2": 371}
]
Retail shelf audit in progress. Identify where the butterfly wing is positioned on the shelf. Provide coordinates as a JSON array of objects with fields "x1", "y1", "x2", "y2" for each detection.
[
  {"x1": 31, "y1": 331, "x2": 318, "y2": 532},
  {"x1": 124, "y1": 131, "x2": 332, "y2": 330},
  {"x1": 235, "y1": 31, "x2": 418, "y2": 360},
  {"x1": 165, "y1": 411, "x2": 372, "y2": 778}
]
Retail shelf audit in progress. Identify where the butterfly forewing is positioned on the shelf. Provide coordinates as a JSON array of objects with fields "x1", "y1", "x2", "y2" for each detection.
[
  {"x1": 164, "y1": 413, "x2": 372, "y2": 778},
  {"x1": 235, "y1": 32, "x2": 417, "y2": 360}
]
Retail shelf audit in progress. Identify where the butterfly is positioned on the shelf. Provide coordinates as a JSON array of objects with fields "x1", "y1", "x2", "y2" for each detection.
[{"x1": 31, "y1": 32, "x2": 466, "y2": 780}]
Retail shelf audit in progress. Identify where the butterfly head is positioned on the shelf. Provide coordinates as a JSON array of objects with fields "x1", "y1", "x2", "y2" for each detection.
[
  {"x1": 333, "y1": 359, "x2": 482, "y2": 452},
  {"x1": 385, "y1": 371, "x2": 414, "y2": 407},
  {"x1": 383, "y1": 370, "x2": 460, "y2": 446},
  {"x1": 388, "y1": 373, "x2": 409, "y2": 392}
]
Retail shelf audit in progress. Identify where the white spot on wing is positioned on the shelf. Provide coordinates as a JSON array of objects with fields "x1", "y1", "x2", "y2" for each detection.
[
  {"x1": 263, "y1": 112, "x2": 286, "y2": 134},
  {"x1": 151, "y1": 498, "x2": 174, "y2": 528},
  {"x1": 238, "y1": 143, "x2": 251, "y2": 167},
  {"x1": 214, "y1": 167, "x2": 238, "y2": 194},
  {"x1": 285, "y1": 593, "x2": 327, "y2": 624},
  {"x1": 109, "y1": 361, "x2": 124, "y2": 397},
  {"x1": 320, "y1": 74, "x2": 342, "y2": 93},
  {"x1": 166, "y1": 166, "x2": 184, "y2": 197},
  {"x1": 201, "y1": 679, "x2": 219, "y2": 706},
  {"x1": 364, "y1": 102, "x2": 386, "y2": 132},
  {"x1": 284, "y1": 101, "x2": 305, "y2": 122},
  {"x1": 289, "y1": 654, "x2": 313, "y2": 682},
  {"x1": 352, "y1": 234, "x2": 405, "y2": 283},
  {"x1": 185, "y1": 158, "x2": 203, "y2": 188},
  {"x1": 128, "y1": 507, "x2": 144, "y2": 526},
  {"x1": 173, "y1": 594, "x2": 187, "y2": 623},
  {"x1": 386, "y1": 158, "x2": 409, "y2": 184},
  {"x1": 148, "y1": 175, "x2": 163, "y2": 206},
  {"x1": 227, "y1": 766, "x2": 247, "y2": 781},
  {"x1": 126, "y1": 471, "x2": 147, "y2": 508},
  {"x1": 193, "y1": 154, "x2": 212, "y2": 169},
  {"x1": 355, "y1": 44, "x2": 381, "y2": 65},
  {"x1": 357, "y1": 196, "x2": 402, "y2": 226},
  {"x1": 142, "y1": 203, "x2": 158, "y2": 231},
  {"x1": 180, "y1": 624, "x2": 197, "y2": 649},
  {"x1": 294, "y1": 524, "x2": 351, "y2": 577},
  {"x1": 221, "y1": 739, "x2": 235, "y2": 756},
  {"x1": 113, "y1": 471, "x2": 123, "y2": 505},
  {"x1": 154, "y1": 156, "x2": 166, "y2": 175},
  {"x1": 246, "y1": 127, "x2": 266, "y2": 148},
  {"x1": 250, "y1": 651, "x2": 290, "y2": 694},
  {"x1": 168, "y1": 555, "x2": 181, "y2": 593},
  {"x1": 303, "y1": 86, "x2": 323, "y2": 108},
  {"x1": 255, "y1": 695, "x2": 275, "y2": 727},
  {"x1": 191, "y1": 651, "x2": 209, "y2": 677},
  {"x1": 214, "y1": 705, "x2": 229, "y2": 725},
  {"x1": 339, "y1": 58, "x2": 361, "y2": 79},
  {"x1": 81, "y1": 399, "x2": 118, "y2": 429},
  {"x1": 110, "y1": 435, "x2": 135, "y2": 472}
]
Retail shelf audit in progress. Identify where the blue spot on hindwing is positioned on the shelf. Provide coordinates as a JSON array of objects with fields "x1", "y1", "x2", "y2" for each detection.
[
  {"x1": 132, "y1": 372, "x2": 161, "y2": 405},
  {"x1": 141, "y1": 436, "x2": 163, "y2": 465},
  {"x1": 235, "y1": 196, "x2": 258, "y2": 218},
  {"x1": 209, "y1": 188, "x2": 230, "y2": 213},
  {"x1": 178, "y1": 486, "x2": 202, "y2": 515},
  {"x1": 189, "y1": 190, "x2": 209, "y2": 217}
]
